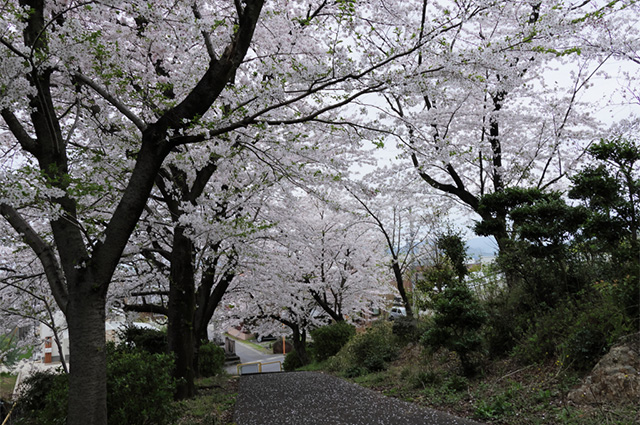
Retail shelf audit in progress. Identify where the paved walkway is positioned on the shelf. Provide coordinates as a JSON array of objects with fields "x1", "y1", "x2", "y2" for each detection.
[
  {"x1": 225, "y1": 340, "x2": 284, "y2": 375},
  {"x1": 234, "y1": 372, "x2": 483, "y2": 425}
]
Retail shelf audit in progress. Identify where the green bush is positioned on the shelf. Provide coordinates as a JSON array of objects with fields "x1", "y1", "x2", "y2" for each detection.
[
  {"x1": 13, "y1": 344, "x2": 178, "y2": 425},
  {"x1": 407, "y1": 369, "x2": 442, "y2": 389},
  {"x1": 107, "y1": 343, "x2": 178, "y2": 425},
  {"x1": 352, "y1": 323, "x2": 398, "y2": 372},
  {"x1": 118, "y1": 325, "x2": 167, "y2": 354},
  {"x1": 332, "y1": 321, "x2": 398, "y2": 374},
  {"x1": 13, "y1": 370, "x2": 67, "y2": 425},
  {"x1": 421, "y1": 282, "x2": 487, "y2": 376},
  {"x1": 283, "y1": 349, "x2": 305, "y2": 371},
  {"x1": 198, "y1": 342, "x2": 225, "y2": 377},
  {"x1": 310, "y1": 321, "x2": 356, "y2": 362},
  {"x1": 512, "y1": 288, "x2": 633, "y2": 371},
  {"x1": 563, "y1": 292, "x2": 632, "y2": 370},
  {"x1": 392, "y1": 316, "x2": 419, "y2": 342},
  {"x1": 512, "y1": 303, "x2": 571, "y2": 365}
]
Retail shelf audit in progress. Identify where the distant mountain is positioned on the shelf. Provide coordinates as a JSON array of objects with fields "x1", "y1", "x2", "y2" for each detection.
[{"x1": 466, "y1": 236, "x2": 498, "y2": 260}]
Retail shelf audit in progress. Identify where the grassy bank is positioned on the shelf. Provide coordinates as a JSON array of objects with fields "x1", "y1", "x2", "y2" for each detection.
[
  {"x1": 338, "y1": 345, "x2": 638, "y2": 425},
  {"x1": 175, "y1": 375, "x2": 239, "y2": 425},
  {"x1": 0, "y1": 372, "x2": 17, "y2": 400}
]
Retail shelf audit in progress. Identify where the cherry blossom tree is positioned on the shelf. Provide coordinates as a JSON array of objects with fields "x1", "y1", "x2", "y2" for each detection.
[
  {"x1": 226, "y1": 187, "x2": 390, "y2": 365},
  {"x1": 0, "y1": 1, "x2": 267, "y2": 421},
  {"x1": 346, "y1": 168, "x2": 447, "y2": 318},
  {"x1": 371, "y1": 1, "x2": 640, "y2": 261},
  {"x1": 0, "y1": 0, "x2": 439, "y2": 420},
  {"x1": 120, "y1": 144, "x2": 283, "y2": 398},
  {"x1": 2, "y1": 2, "x2": 636, "y2": 423}
]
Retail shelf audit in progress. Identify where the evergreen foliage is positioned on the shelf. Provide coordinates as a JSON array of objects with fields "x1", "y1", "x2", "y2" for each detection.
[
  {"x1": 310, "y1": 321, "x2": 356, "y2": 362},
  {"x1": 421, "y1": 282, "x2": 487, "y2": 376},
  {"x1": 118, "y1": 325, "x2": 168, "y2": 355},
  {"x1": 13, "y1": 344, "x2": 178, "y2": 425},
  {"x1": 283, "y1": 349, "x2": 306, "y2": 372},
  {"x1": 198, "y1": 342, "x2": 226, "y2": 377}
]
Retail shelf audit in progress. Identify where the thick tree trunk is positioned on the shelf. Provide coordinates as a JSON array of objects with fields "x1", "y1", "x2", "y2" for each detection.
[
  {"x1": 291, "y1": 327, "x2": 310, "y2": 365},
  {"x1": 168, "y1": 227, "x2": 196, "y2": 399},
  {"x1": 66, "y1": 289, "x2": 107, "y2": 425}
]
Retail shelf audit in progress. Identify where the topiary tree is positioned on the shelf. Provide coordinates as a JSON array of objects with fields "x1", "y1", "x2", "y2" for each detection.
[{"x1": 421, "y1": 282, "x2": 487, "y2": 376}]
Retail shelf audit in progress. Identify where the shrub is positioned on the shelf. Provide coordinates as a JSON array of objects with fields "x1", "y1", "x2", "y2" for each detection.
[
  {"x1": 351, "y1": 323, "x2": 398, "y2": 372},
  {"x1": 408, "y1": 369, "x2": 442, "y2": 389},
  {"x1": 343, "y1": 365, "x2": 367, "y2": 378},
  {"x1": 565, "y1": 328, "x2": 607, "y2": 371},
  {"x1": 444, "y1": 375, "x2": 469, "y2": 392},
  {"x1": 198, "y1": 342, "x2": 225, "y2": 377},
  {"x1": 392, "y1": 316, "x2": 419, "y2": 342},
  {"x1": 333, "y1": 322, "x2": 398, "y2": 374},
  {"x1": 512, "y1": 288, "x2": 632, "y2": 370},
  {"x1": 563, "y1": 292, "x2": 632, "y2": 370},
  {"x1": 421, "y1": 282, "x2": 487, "y2": 376},
  {"x1": 283, "y1": 349, "x2": 305, "y2": 371},
  {"x1": 310, "y1": 321, "x2": 355, "y2": 362},
  {"x1": 106, "y1": 343, "x2": 177, "y2": 425},
  {"x1": 118, "y1": 325, "x2": 167, "y2": 354},
  {"x1": 13, "y1": 344, "x2": 178, "y2": 425},
  {"x1": 512, "y1": 303, "x2": 571, "y2": 365},
  {"x1": 13, "y1": 370, "x2": 67, "y2": 425}
]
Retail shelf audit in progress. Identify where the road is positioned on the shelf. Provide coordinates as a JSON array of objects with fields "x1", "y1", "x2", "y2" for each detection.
[
  {"x1": 234, "y1": 372, "x2": 484, "y2": 425},
  {"x1": 226, "y1": 339, "x2": 285, "y2": 375}
]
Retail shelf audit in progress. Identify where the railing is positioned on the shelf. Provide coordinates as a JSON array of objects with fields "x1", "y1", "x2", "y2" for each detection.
[
  {"x1": 236, "y1": 360, "x2": 283, "y2": 375},
  {"x1": 1, "y1": 401, "x2": 16, "y2": 425}
]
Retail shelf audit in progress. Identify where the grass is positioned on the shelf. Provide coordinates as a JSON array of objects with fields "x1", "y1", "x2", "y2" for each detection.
[
  {"x1": 224, "y1": 333, "x2": 272, "y2": 355},
  {"x1": 175, "y1": 374, "x2": 239, "y2": 425},
  {"x1": 0, "y1": 372, "x2": 17, "y2": 400},
  {"x1": 328, "y1": 345, "x2": 639, "y2": 425}
]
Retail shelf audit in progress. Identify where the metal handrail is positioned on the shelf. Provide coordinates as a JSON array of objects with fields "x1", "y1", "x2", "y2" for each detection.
[
  {"x1": 236, "y1": 360, "x2": 283, "y2": 375},
  {"x1": 1, "y1": 401, "x2": 16, "y2": 425}
]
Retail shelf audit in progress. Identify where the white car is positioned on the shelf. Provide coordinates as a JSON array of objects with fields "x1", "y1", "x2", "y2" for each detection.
[{"x1": 388, "y1": 306, "x2": 406, "y2": 320}]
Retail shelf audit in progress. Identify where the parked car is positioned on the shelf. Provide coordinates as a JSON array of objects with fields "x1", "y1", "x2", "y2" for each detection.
[
  {"x1": 256, "y1": 334, "x2": 277, "y2": 342},
  {"x1": 388, "y1": 306, "x2": 406, "y2": 321}
]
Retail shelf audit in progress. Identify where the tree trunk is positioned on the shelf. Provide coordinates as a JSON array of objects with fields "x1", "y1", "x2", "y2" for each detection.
[
  {"x1": 291, "y1": 327, "x2": 310, "y2": 365},
  {"x1": 391, "y1": 260, "x2": 413, "y2": 318},
  {"x1": 66, "y1": 288, "x2": 107, "y2": 425},
  {"x1": 192, "y1": 260, "x2": 235, "y2": 377},
  {"x1": 168, "y1": 227, "x2": 196, "y2": 399},
  {"x1": 310, "y1": 289, "x2": 345, "y2": 322}
]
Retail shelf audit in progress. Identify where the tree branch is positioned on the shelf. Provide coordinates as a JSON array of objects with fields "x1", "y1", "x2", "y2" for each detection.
[
  {"x1": 0, "y1": 203, "x2": 68, "y2": 312},
  {"x1": 122, "y1": 302, "x2": 169, "y2": 316},
  {"x1": 192, "y1": 2, "x2": 217, "y2": 60},
  {"x1": 1, "y1": 109, "x2": 38, "y2": 154},
  {"x1": 73, "y1": 72, "x2": 147, "y2": 131}
]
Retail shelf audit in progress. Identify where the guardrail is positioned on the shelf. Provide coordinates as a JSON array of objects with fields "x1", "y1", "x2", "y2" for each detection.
[{"x1": 236, "y1": 360, "x2": 283, "y2": 375}]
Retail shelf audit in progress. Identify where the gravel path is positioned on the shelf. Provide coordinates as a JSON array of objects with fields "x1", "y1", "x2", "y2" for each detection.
[{"x1": 234, "y1": 372, "x2": 483, "y2": 425}]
